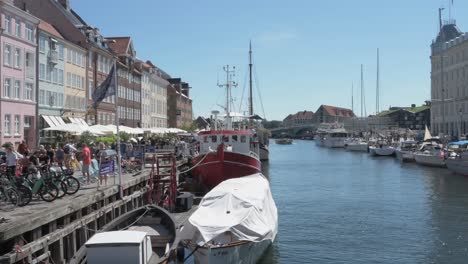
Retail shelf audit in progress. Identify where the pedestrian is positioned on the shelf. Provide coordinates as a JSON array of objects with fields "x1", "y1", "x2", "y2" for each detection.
[
  {"x1": 6, "y1": 146, "x2": 23, "y2": 177},
  {"x1": 46, "y1": 145, "x2": 54, "y2": 165},
  {"x1": 17, "y1": 140, "x2": 29, "y2": 156},
  {"x1": 81, "y1": 143, "x2": 92, "y2": 185},
  {"x1": 56, "y1": 143, "x2": 65, "y2": 168}
]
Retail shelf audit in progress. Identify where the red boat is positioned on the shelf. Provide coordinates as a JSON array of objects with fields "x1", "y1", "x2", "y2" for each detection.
[{"x1": 191, "y1": 130, "x2": 261, "y2": 190}]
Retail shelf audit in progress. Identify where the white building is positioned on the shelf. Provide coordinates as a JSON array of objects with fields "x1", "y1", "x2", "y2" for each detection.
[{"x1": 139, "y1": 60, "x2": 168, "y2": 128}]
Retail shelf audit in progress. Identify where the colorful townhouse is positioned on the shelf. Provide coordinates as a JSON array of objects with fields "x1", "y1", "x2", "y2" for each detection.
[
  {"x1": 139, "y1": 60, "x2": 168, "y2": 128},
  {"x1": 0, "y1": 0, "x2": 39, "y2": 147}
]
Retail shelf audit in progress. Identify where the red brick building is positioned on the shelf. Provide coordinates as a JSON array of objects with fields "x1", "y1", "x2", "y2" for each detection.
[
  {"x1": 312, "y1": 105, "x2": 355, "y2": 124},
  {"x1": 283, "y1": 111, "x2": 314, "y2": 127},
  {"x1": 167, "y1": 78, "x2": 192, "y2": 128},
  {"x1": 107, "y1": 37, "x2": 142, "y2": 127}
]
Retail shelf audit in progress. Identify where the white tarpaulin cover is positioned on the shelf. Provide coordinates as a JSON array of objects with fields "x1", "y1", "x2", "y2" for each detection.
[{"x1": 187, "y1": 173, "x2": 278, "y2": 244}]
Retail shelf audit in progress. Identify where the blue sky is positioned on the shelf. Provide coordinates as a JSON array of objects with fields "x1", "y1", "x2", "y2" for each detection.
[{"x1": 71, "y1": 0, "x2": 465, "y2": 120}]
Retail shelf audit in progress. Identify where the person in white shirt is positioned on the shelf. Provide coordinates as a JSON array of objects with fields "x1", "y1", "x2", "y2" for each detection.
[{"x1": 6, "y1": 146, "x2": 23, "y2": 177}]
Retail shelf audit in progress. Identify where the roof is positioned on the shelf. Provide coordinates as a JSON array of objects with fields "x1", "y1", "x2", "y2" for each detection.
[
  {"x1": 320, "y1": 105, "x2": 355, "y2": 118},
  {"x1": 378, "y1": 105, "x2": 429, "y2": 116},
  {"x1": 198, "y1": 130, "x2": 253, "y2": 136},
  {"x1": 38, "y1": 20, "x2": 64, "y2": 40},
  {"x1": 107, "y1": 37, "x2": 131, "y2": 56},
  {"x1": 435, "y1": 23, "x2": 463, "y2": 44},
  {"x1": 405, "y1": 105, "x2": 429, "y2": 114},
  {"x1": 85, "y1": 231, "x2": 146, "y2": 246}
]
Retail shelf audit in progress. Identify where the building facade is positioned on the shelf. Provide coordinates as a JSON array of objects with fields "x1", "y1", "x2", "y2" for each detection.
[
  {"x1": 312, "y1": 105, "x2": 355, "y2": 124},
  {"x1": 167, "y1": 78, "x2": 192, "y2": 128},
  {"x1": 282, "y1": 111, "x2": 314, "y2": 127},
  {"x1": 107, "y1": 37, "x2": 141, "y2": 128},
  {"x1": 430, "y1": 21, "x2": 468, "y2": 136},
  {"x1": 0, "y1": 1, "x2": 39, "y2": 147},
  {"x1": 139, "y1": 60, "x2": 168, "y2": 128}
]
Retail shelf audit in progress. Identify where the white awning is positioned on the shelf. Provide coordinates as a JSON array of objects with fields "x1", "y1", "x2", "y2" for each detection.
[
  {"x1": 69, "y1": 117, "x2": 88, "y2": 127},
  {"x1": 42, "y1": 115, "x2": 66, "y2": 127}
]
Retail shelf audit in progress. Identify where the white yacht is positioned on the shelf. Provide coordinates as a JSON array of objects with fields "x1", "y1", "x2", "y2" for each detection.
[
  {"x1": 414, "y1": 140, "x2": 446, "y2": 167},
  {"x1": 323, "y1": 128, "x2": 348, "y2": 148},
  {"x1": 445, "y1": 141, "x2": 468, "y2": 175},
  {"x1": 369, "y1": 140, "x2": 395, "y2": 156},
  {"x1": 395, "y1": 140, "x2": 419, "y2": 162},
  {"x1": 345, "y1": 138, "x2": 368, "y2": 152}
]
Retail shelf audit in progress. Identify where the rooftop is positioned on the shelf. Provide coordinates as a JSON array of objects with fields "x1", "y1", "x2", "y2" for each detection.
[{"x1": 38, "y1": 20, "x2": 64, "y2": 40}]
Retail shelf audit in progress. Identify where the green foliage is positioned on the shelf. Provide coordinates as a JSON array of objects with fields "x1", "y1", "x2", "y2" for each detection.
[
  {"x1": 118, "y1": 131, "x2": 130, "y2": 142},
  {"x1": 78, "y1": 131, "x2": 97, "y2": 146},
  {"x1": 2, "y1": 142, "x2": 12, "y2": 149},
  {"x1": 97, "y1": 135, "x2": 117, "y2": 146},
  {"x1": 180, "y1": 121, "x2": 197, "y2": 132}
]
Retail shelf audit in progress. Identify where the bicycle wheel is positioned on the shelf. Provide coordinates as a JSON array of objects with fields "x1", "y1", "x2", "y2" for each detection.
[
  {"x1": 39, "y1": 183, "x2": 59, "y2": 202},
  {"x1": 56, "y1": 181, "x2": 67, "y2": 198},
  {"x1": 64, "y1": 177, "x2": 80, "y2": 195},
  {"x1": 5, "y1": 188, "x2": 19, "y2": 206},
  {"x1": 16, "y1": 185, "x2": 32, "y2": 206}
]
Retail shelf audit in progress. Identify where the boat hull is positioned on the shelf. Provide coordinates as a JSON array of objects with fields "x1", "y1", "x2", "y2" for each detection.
[
  {"x1": 446, "y1": 158, "x2": 468, "y2": 175},
  {"x1": 192, "y1": 239, "x2": 272, "y2": 264},
  {"x1": 275, "y1": 138, "x2": 293, "y2": 145},
  {"x1": 345, "y1": 143, "x2": 368, "y2": 152},
  {"x1": 191, "y1": 152, "x2": 261, "y2": 190},
  {"x1": 324, "y1": 138, "x2": 346, "y2": 148},
  {"x1": 259, "y1": 145, "x2": 269, "y2": 161},
  {"x1": 396, "y1": 150, "x2": 415, "y2": 162},
  {"x1": 369, "y1": 147, "x2": 395, "y2": 156},
  {"x1": 414, "y1": 153, "x2": 446, "y2": 167}
]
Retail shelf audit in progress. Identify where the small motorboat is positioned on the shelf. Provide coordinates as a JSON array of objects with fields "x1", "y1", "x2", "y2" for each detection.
[
  {"x1": 345, "y1": 138, "x2": 368, "y2": 152},
  {"x1": 70, "y1": 205, "x2": 179, "y2": 264},
  {"x1": 275, "y1": 138, "x2": 293, "y2": 144},
  {"x1": 182, "y1": 173, "x2": 277, "y2": 264},
  {"x1": 369, "y1": 140, "x2": 395, "y2": 156},
  {"x1": 395, "y1": 140, "x2": 419, "y2": 162},
  {"x1": 414, "y1": 140, "x2": 446, "y2": 168}
]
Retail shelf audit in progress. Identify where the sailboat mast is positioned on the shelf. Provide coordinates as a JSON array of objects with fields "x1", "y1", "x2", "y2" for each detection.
[
  {"x1": 376, "y1": 48, "x2": 380, "y2": 114},
  {"x1": 351, "y1": 82, "x2": 354, "y2": 113},
  {"x1": 249, "y1": 41, "x2": 254, "y2": 128},
  {"x1": 361, "y1": 64, "x2": 363, "y2": 118}
]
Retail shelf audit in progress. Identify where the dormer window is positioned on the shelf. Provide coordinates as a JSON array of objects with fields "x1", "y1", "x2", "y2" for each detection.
[{"x1": 50, "y1": 38, "x2": 57, "y2": 50}]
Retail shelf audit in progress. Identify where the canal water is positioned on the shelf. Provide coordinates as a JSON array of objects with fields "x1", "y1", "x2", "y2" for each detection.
[{"x1": 259, "y1": 139, "x2": 468, "y2": 264}]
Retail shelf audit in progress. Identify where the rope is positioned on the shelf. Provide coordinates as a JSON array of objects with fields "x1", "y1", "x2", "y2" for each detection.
[
  {"x1": 120, "y1": 208, "x2": 150, "y2": 231},
  {"x1": 183, "y1": 244, "x2": 201, "y2": 262},
  {"x1": 178, "y1": 153, "x2": 209, "y2": 174}
]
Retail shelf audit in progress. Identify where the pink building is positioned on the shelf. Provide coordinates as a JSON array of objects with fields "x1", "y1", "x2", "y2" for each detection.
[{"x1": 0, "y1": 1, "x2": 39, "y2": 148}]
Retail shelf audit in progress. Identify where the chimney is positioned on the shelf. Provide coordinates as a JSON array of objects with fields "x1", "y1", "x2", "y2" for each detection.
[
  {"x1": 58, "y1": 0, "x2": 70, "y2": 11},
  {"x1": 411, "y1": 104, "x2": 416, "y2": 108}
]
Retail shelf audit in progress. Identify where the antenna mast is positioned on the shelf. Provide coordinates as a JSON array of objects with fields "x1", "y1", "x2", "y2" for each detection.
[
  {"x1": 249, "y1": 41, "x2": 253, "y2": 128},
  {"x1": 376, "y1": 48, "x2": 380, "y2": 114},
  {"x1": 218, "y1": 65, "x2": 237, "y2": 130}
]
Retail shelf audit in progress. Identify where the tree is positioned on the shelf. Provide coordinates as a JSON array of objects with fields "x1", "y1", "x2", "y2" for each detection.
[
  {"x1": 78, "y1": 131, "x2": 97, "y2": 146},
  {"x1": 118, "y1": 131, "x2": 130, "y2": 142},
  {"x1": 180, "y1": 121, "x2": 197, "y2": 132}
]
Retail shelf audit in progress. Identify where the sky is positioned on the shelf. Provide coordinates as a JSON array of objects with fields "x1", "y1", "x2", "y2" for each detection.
[{"x1": 70, "y1": 0, "x2": 467, "y2": 120}]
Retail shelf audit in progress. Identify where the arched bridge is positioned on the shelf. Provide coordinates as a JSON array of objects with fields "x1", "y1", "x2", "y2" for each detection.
[{"x1": 270, "y1": 125, "x2": 316, "y2": 138}]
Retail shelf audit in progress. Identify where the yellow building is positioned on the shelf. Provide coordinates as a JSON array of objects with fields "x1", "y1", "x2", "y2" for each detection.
[{"x1": 63, "y1": 40, "x2": 87, "y2": 119}]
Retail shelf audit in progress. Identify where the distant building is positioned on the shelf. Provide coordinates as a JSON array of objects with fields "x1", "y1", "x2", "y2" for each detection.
[
  {"x1": 312, "y1": 105, "x2": 355, "y2": 124},
  {"x1": 138, "y1": 60, "x2": 168, "y2": 128},
  {"x1": 430, "y1": 20, "x2": 468, "y2": 136},
  {"x1": 107, "y1": 36, "x2": 142, "y2": 128},
  {"x1": 167, "y1": 78, "x2": 192, "y2": 128},
  {"x1": 282, "y1": 110, "x2": 314, "y2": 127},
  {"x1": 376, "y1": 104, "x2": 430, "y2": 130}
]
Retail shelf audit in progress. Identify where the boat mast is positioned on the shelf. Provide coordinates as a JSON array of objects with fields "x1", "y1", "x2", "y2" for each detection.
[
  {"x1": 249, "y1": 41, "x2": 254, "y2": 128},
  {"x1": 361, "y1": 64, "x2": 364, "y2": 118},
  {"x1": 218, "y1": 65, "x2": 237, "y2": 130},
  {"x1": 376, "y1": 48, "x2": 380, "y2": 115}
]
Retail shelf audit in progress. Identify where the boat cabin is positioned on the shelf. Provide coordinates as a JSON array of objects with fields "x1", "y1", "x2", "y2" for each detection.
[
  {"x1": 198, "y1": 130, "x2": 259, "y2": 156},
  {"x1": 85, "y1": 231, "x2": 153, "y2": 264}
]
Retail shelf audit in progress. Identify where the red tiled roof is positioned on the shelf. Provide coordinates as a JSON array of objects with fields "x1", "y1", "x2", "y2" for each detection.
[
  {"x1": 38, "y1": 20, "x2": 64, "y2": 40},
  {"x1": 106, "y1": 37, "x2": 131, "y2": 55},
  {"x1": 321, "y1": 105, "x2": 355, "y2": 118},
  {"x1": 293, "y1": 110, "x2": 314, "y2": 119}
]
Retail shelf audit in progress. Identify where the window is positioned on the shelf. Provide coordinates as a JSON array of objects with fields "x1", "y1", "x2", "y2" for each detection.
[
  {"x1": 89, "y1": 80, "x2": 93, "y2": 99},
  {"x1": 15, "y1": 19, "x2": 21, "y2": 37},
  {"x1": 24, "y1": 116, "x2": 31, "y2": 128},
  {"x1": 89, "y1": 52, "x2": 93, "y2": 68},
  {"x1": 72, "y1": 50, "x2": 77, "y2": 64},
  {"x1": 58, "y1": 44, "x2": 64, "y2": 60},
  {"x1": 14, "y1": 80, "x2": 20, "y2": 99},
  {"x1": 39, "y1": 89, "x2": 44, "y2": 105},
  {"x1": 25, "y1": 83, "x2": 33, "y2": 101},
  {"x1": 4, "y1": 79, "x2": 11, "y2": 98},
  {"x1": 46, "y1": 91, "x2": 51, "y2": 106},
  {"x1": 25, "y1": 52, "x2": 33, "y2": 69},
  {"x1": 58, "y1": 69, "x2": 63, "y2": 84},
  {"x1": 46, "y1": 65, "x2": 51, "y2": 81},
  {"x1": 4, "y1": 15, "x2": 11, "y2": 34},
  {"x1": 4, "y1": 115, "x2": 10, "y2": 135},
  {"x1": 67, "y1": 48, "x2": 71, "y2": 62},
  {"x1": 241, "y1": 135, "x2": 246, "y2": 143},
  {"x1": 26, "y1": 24, "x2": 33, "y2": 42},
  {"x1": 14, "y1": 115, "x2": 20, "y2": 135},
  {"x1": 58, "y1": 93, "x2": 63, "y2": 106},
  {"x1": 14, "y1": 48, "x2": 20, "y2": 68},
  {"x1": 77, "y1": 52, "x2": 81, "y2": 66},
  {"x1": 211, "y1": 136, "x2": 217, "y2": 143},
  {"x1": 52, "y1": 68, "x2": 58, "y2": 83},
  {"x1": 4, "y1": 45, "x2": 11, "y2": 66},
  {"x1": 39, "y1": 36, "x2": 45, "y2": 53},
  {"x1": 39, "y1": 64, "x2": 45, "y2": 80},
  {"x1": 66, "y1": 72, "x2": 71, "y2": 86}
]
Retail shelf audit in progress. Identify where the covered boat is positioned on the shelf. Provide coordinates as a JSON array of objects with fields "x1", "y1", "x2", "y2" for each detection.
[{"x1": 182, "y1": 173, "x2": 277, "y2": 264}]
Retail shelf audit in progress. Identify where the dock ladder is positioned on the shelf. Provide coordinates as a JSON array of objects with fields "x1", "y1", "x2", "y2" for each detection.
[{"x1": 148, "y1": 152, "x2": 177, "y2": 212}]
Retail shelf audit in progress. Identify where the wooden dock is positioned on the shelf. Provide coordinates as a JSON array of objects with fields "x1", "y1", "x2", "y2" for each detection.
[{"x1": 0, "y1": 159, "x2": 191, "y2": 264}]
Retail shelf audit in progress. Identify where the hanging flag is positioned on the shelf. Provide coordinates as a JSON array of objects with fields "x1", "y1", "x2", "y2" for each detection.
[{"x1": 92, "y1": 65, "x2": 116, "y2": 109}]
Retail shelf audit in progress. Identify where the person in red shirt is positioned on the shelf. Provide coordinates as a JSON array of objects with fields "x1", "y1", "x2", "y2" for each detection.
[{"x1": 81, "y1": 143, "x2": 92, "y2": 184}]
